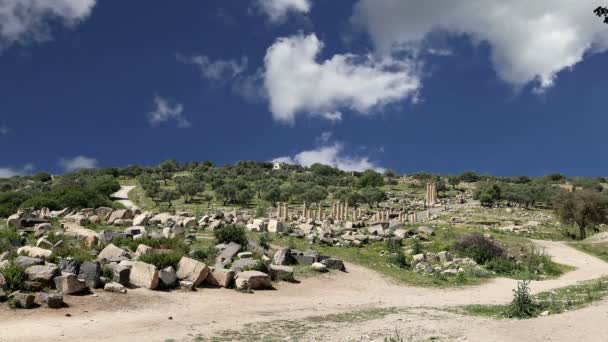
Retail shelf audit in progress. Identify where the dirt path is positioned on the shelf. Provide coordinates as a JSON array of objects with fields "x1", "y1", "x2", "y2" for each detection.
[
  {"x1": 110, "y1": 186, "x2": 139, "y2": 210},
  {"x1": 0, "y1": 240, "x2": 607, "y2": 341}
]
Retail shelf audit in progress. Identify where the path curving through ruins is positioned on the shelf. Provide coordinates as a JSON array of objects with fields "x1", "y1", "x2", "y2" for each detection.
[
  {"x1": 110, "y1": 186, "x2": 139, "y2": 210},
  {"x1": 1, "y1": 240, "x2": 608, "y2": 341}
]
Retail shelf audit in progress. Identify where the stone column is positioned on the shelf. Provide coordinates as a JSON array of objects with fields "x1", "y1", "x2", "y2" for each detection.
[
  {"x1": 344, "y1": 202, "x2": 349, "y2": 221},
  {"x1": 284, "y1": 204, "x2": 289, "y2": 221},
  {"x1": 302, "y1": 202, "x2": 307, "y2": 220}
]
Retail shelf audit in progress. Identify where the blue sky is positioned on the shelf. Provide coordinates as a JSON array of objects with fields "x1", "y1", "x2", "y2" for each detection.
[{"x1": 1, "y1": 0, "x2": 607, "y2": 177}]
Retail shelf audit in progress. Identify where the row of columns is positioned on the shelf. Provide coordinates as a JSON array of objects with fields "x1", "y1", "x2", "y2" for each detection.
[{"x1": 277, "y1": 202, "x2": 429, "y2": 223}]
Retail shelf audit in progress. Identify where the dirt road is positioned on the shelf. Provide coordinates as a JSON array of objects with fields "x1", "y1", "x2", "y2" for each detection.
[
  {"x1": 110, "y1": 186, "x2": 139, "y2": 210},
  {"x1": 0, "y1": 240, "x2": 607, "y2": 341}
]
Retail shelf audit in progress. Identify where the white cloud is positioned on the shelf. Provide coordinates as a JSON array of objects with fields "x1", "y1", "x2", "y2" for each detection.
[
  {"x1": 148, "y1": 96, "x2": 191, "y2": 128},
  {"x1": 273, "y1": 142, "x2": 385, "y2": 172},
  {"x1": 59, "y1": 155, "x2": 97, "y2": 172},
  {"x1": 256, "y1": 0, "x2": 311, "y2": 23},
  {"x1": 176, "y1": 53, "x2": 248, "y2": 81},
  {"x1": 0, "y1": 0, "x2": 96, "y2": 49},
  {"x1": 264, "y1": 33, "x2": 421, "y2": 124},
  {"x1": 0, "y1": 125, "x2": 9, "y2": 135},
  {"x1": 0, "y1": 163, "x2": 34, "y2": 178},
  {"x1": 353, "y1": 0, "x2": 608, "y2": 91}
]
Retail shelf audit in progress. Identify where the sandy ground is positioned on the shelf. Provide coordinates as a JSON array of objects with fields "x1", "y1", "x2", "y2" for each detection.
[
  {"x1": 0, "y1": 240, "x2": 607, "y2": 341},
  {"x1": 110, "y1": 186, "x2": 139, "y2": 210}
]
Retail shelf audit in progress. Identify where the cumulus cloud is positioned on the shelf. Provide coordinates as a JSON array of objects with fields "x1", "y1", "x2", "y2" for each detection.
[
  {"x1": 0, "y1": 0, "x2": 96, "y2": 49},
  {"x1": 0, "y1": 125, "x2": 9, "y2": 135},
  {"x1": 59, "y1": 155, "x2": 97, "y2": 172},
  {"x1": 0, "y1": 163, "x2": 34, "y2": 178},
  {"x1": 176, "y1": 53, "x2": 248, "y2": 81},
  {"x1": 353, "y1": 0, "x2": 608, "y2": 90},
  {"x1": 256, "y1": 0, "x2": 311, "y2": 23},
  {"x1": 148, "y1": 96, "x2": 191, "y2": 128},
  {"x1": 273, "y1": 141, "x2": 385, "y2": 172},
  {"x1": 264, "y1": 33, "x2": 421, "y2": 124}
]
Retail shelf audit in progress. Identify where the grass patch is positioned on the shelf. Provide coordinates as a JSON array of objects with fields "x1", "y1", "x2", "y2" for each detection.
[
  {"x1": 569, "y1": 242, "x2": 608, "y2": 262},
  {"x1": 456, "y1": 276, "x2": 608, "y2": 319}
]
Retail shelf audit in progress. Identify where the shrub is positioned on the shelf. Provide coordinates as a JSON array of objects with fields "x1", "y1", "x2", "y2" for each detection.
[
  {"x1": 189, "y1": 246, "x2": 217, "y2": 264},
  {"x1": 385, "y1": 239, "x2": 408, "y2": 269},
  {"x1": 453, "y1": 233, "x2": 504, "y2": 264},
  {"x1": 139, "y1": 250, "x2": 185, "y2": 270},
  {"x1": 258, "y1": 233, "x2": 271, "y2": 250},
  {"x1": 0, "y1": 263, "x2": 26, "y2": 291},
  {"x1": 214, "y1": 225, "x2": 248, "y2": 247},
  {"x1": 411, "y1": 238, "x2": 423, "y2": 255},
  {"x1": 506, "y1": 280, "x2": 541, "y2": 318}
]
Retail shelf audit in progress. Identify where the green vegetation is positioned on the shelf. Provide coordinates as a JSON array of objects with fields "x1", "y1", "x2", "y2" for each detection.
[
  {"x1": 554, "y1": 189, "x2": 608, "y2": 239},
  {"x1": 570, "y1": 241, "x2": 608, "y2": 262},
  {"x1": 459, "y1": 277, "x2": 608, "y2": 319},
  {"x1": 0, "y1": 263, "x2": 26, "y2": 291},
  {"x1": 214, "y1": 224, "x2": 248, "y2": 246},
  {"x1": 139, "y1": 250, "x2": 185, "y2": 269}
]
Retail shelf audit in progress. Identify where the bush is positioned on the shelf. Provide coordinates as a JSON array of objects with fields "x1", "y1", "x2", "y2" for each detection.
[
  {"x1": 385, "y1": 239, "x2": 408, "y2": 269},
  {"x1": 506, "y1": 280, "x2": 541, "y2": 318},
  {"x1": 139, "y1": 251, "x2": 185, "y2": 270},
  {"x1": 0, "y1": 227, "x2": 21, "y2": 253},
  {"x1": 189, "y1": 246, "x2": 217, "y2": 264},
  {"x1": 411, "y1": 238, "x2": 423, "y2": 255},
  {"x1": 453, "y1": 233, "x2": 504, "y2": 264},
  {"x1": 214, "y1": 225, "x2": 248, "y2": 247},
  {"x1": 258, "y1": 233, "x2": 271, "y2": 250},
  {"x1": 0, "y1": 263, "x2": 26, "y2": 291}
]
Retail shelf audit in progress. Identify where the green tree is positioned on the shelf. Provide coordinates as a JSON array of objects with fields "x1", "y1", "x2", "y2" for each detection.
[
  {"x1": 360, "y1": 187, "x2": 387, "y2": 208},
  {"x1": 554, "y1": 190, "x2": 608, "y2": 240},
  {"x1": 459, "y1": 170, "x2": 479, "y2": 183},
  {"x1": 474, "y1": 182, "x2": 501, "y2": 207},
  {"x1": 175, "y1": 176, "x2": 203, "y2": 203},
  {"x1": 356, "y1": 170, "x2": 384, "y2": 188}
]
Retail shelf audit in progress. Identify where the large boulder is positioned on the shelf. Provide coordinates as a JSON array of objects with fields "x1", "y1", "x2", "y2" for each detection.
[
  {"x1": 216, "y1": 242, "x2": 241, "y2": 263},
  {"x1": 37, "y1": 292, "x2": 64, "y2": 309},
  {"x1": 230, "y1": 259, "x2": 258, "y2": 272},
  {"x1": 78, "y1": 261, "x2": 102, "y2": 288},
  {"x1": 159, "y1": 266, "x2": 178, "y2": 288},
  {"x1": 58, "y1": 259, "x2": 82, "y2": 274},
  {"x1": 7, "y1": 214, "x2": 22, "y2": 228},
  {"x1": 109, "y1": 264, "x2": 131, "y2": 285},
  {"x1": 269, "y1": 265, "x2": 294, "y2": 281},
  {"x1": 98, "y1": 244, "x2": 129, "y2": 262},
  {"x1": 417, "y1": 226, "x2": 435, "y2": 236},
  {"x1": 267, "y1": 219, "x2": 284, "y2": 233},
  {"x1": 132, "y1": 212, "x2": 153, "y2": 226},
  {"x1": 129, "y1": 261, "x2": 159, "y2": 289},
  {"x1": 150, "y1": 213, "x2": 175, "y2": 225},
  {"x1": 182, "y1": 217, "x2": 197, "y2": 229},
  {"x1": 14, "y1": 256, "x2": 43, "y2": 268},
  {"x1": 95, "y1": 207, "x2": 113, "y2": 221},
  {"x1": 235, "y1": 271, "x2": 271, "y2": 290},
  {"x1": 25, "y1": 265, "x2": 60, "y2": 283},
  {"x1": 205, "y1": 267, "x2": 235, "y2": 288},
  {"x1": 17, "y1": 246, "x2": 52, "y2": 260},
  {"x1": 135, "y1": 244, "x2": 153, "y2": 257},
  {"x1": 54, "y1": 273, "x2": 88, "y2": 294},
  {"x1": 321, "y1": 258, "x2": 345, "y2": 271},
  {"x1": 9, "y1": 291, "x2": 35, "y2": 308},
  {"x1": 34, "y1": 223, "x2": 54, "y2": 239},
  {"x1": 108, "y1": 209, "x2": 134, "y2": 224},
  {"x1": 176, "y1": 257, "x2": 209, "y2": 286},
  {"x1": 272, "y1": 248, "x2": 294, "y2": 266},
  {"x1": 104, "y1": 282, "x2": 127, "y2": 293},
  {"x1": 125, "y1": 226, "x2": 146, "y2": 236}
]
